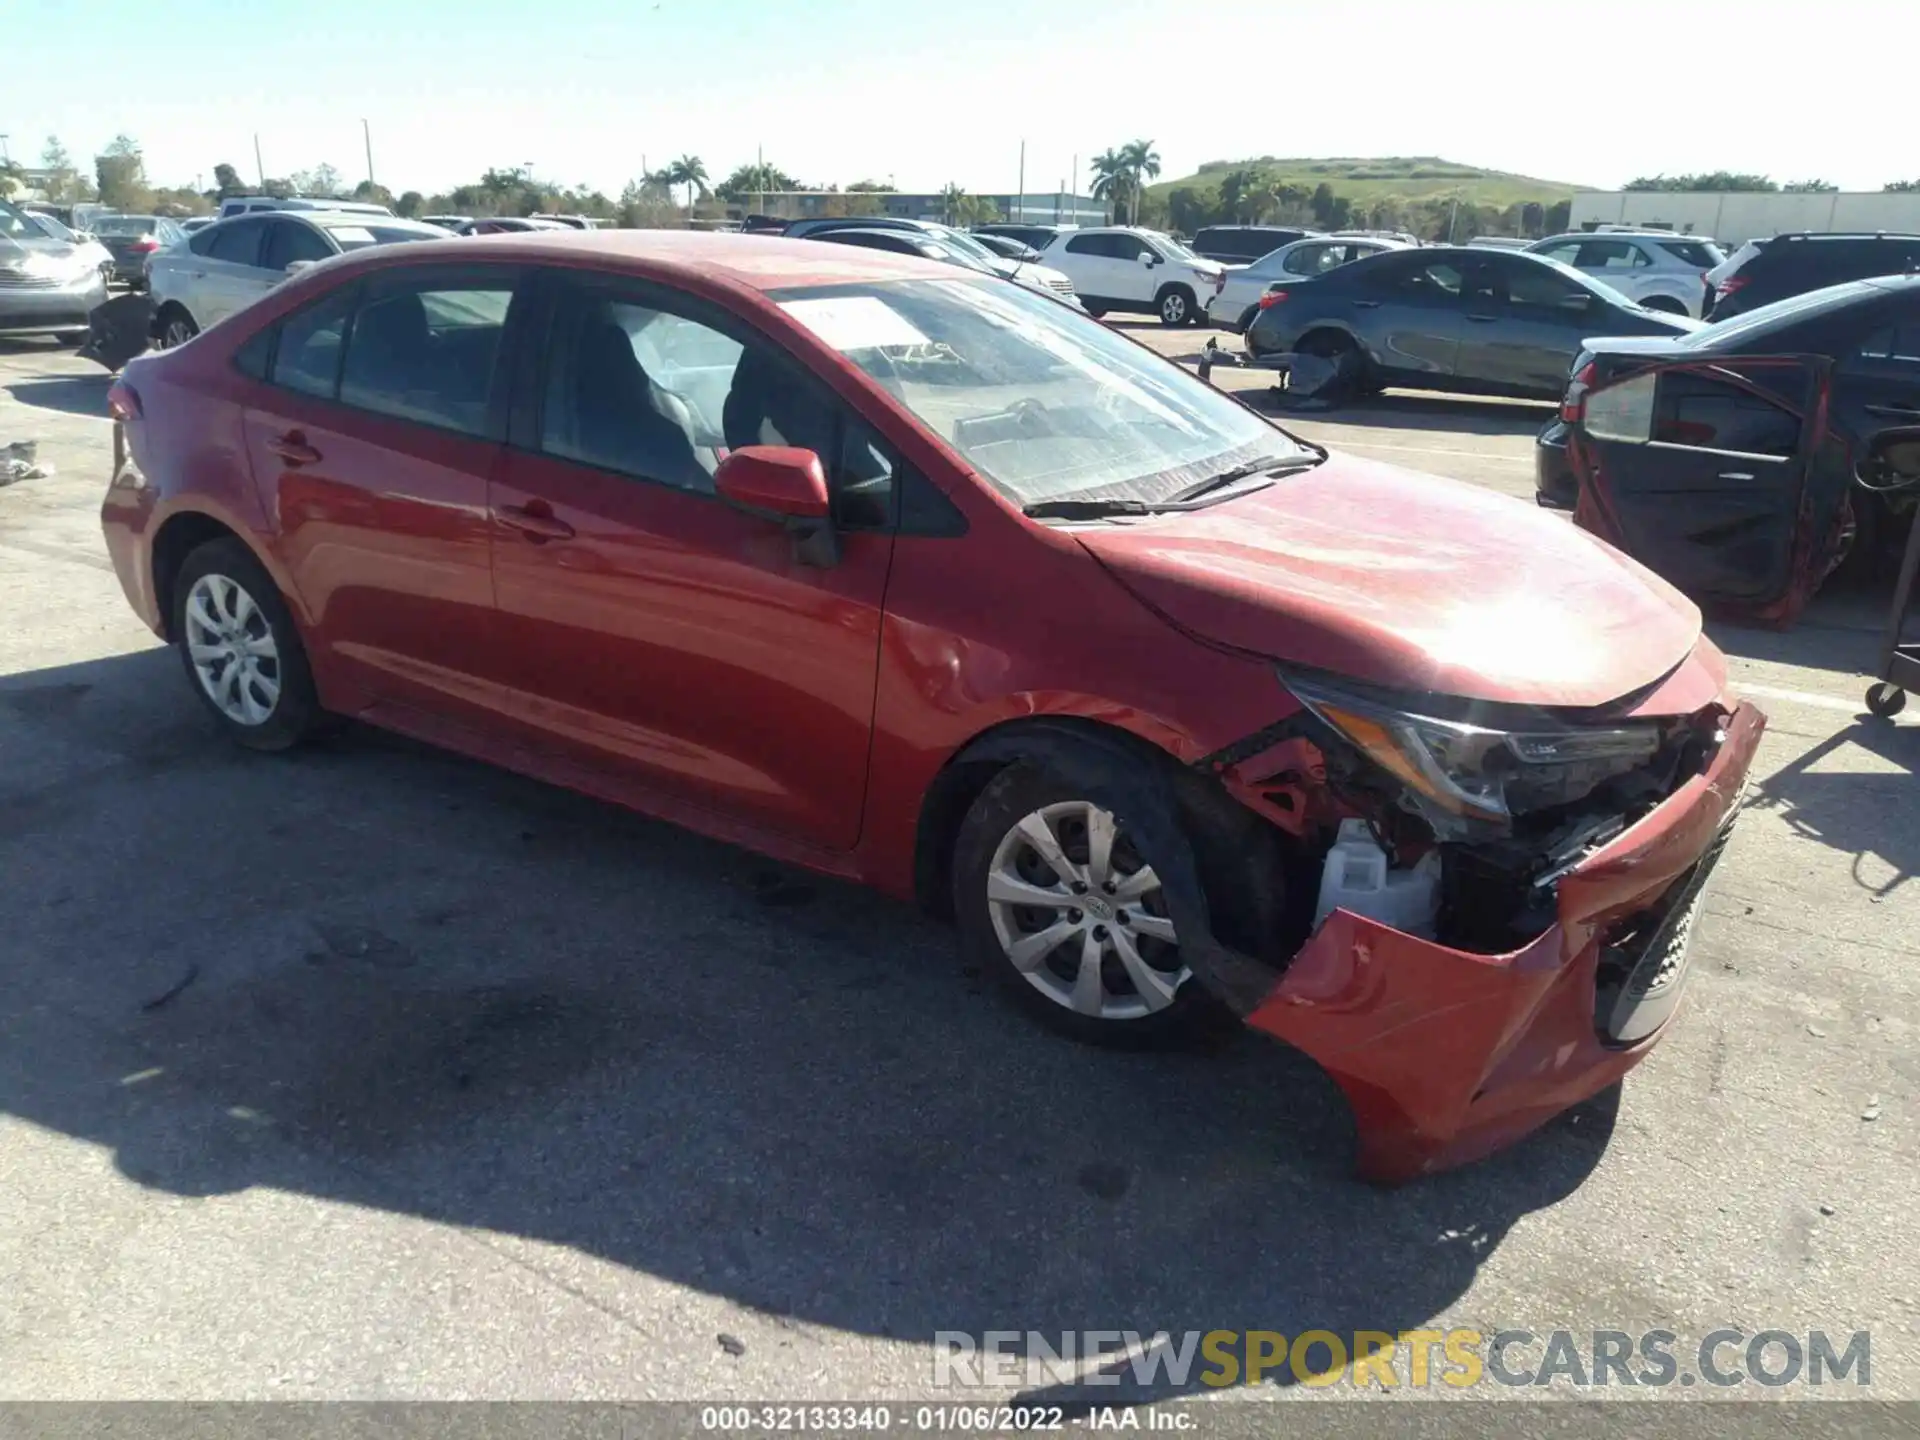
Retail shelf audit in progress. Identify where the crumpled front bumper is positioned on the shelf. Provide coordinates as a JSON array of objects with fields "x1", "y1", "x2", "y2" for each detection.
[{"x1": 1244, "y1": 700, "x2": 1765, "y2": 1184}]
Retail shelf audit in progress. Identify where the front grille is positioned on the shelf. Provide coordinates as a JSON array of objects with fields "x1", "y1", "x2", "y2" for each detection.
[
  {"x1": 1592, "y1": 815, "x2": 1735, "y2": 1045},
  {"x1": 0, "y1": 269, "x2": 61, "y2": 290}
]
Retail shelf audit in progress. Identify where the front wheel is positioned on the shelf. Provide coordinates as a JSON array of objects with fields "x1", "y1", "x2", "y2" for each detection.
[
  {"x1": 954, "y1": 763, "x2": 1226, "y2": 1048},
  {"x1": 172, "y1": 538, "x2": 325, "y2": 752},
  {"x1": 1156, "y1": 285, "x2": 1197, "y2": 327}
]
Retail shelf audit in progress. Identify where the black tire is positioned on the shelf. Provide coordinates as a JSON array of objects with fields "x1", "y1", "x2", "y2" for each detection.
[
  {"x1": 1156, "y1": 284, "x2": 1197, "y2": 328},
  {"x1": 156, "y1": 305, "x2": 198, "y2": 349},
  {"x1": 1293, "y1": 328, "x2": 1372, "y2": 401},
  {"x1": 1866, "y1": 682, "x2": 1907, "y2": 719},
  {"x1": 1639, "y1": 295, "x2": 1689, "y2": 315},
  {"x1": 56, "y1": 330, "x2": 89, "y2": 347},
  {"x1": 953, "y1": 760, "x2": 1235, "y2": 1049},
  {"x1": 1081, "y1": 303, "x2": 1107, "y2": 319},
  {"x1": 171, "y1": 538, "x2": 325, "y2": 752}
]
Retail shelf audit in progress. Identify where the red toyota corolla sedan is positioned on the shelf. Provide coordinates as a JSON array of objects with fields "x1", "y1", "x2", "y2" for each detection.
[{"x1": 100, "y1": 231, "x2": 1763, "y2": 1182}]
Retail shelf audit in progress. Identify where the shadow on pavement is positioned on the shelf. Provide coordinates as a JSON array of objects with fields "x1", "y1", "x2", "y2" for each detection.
[
  {"x1": 4, "y1": 374, "x2": 111, "y2": 419},
  {"x1": 0, "y1": 648, "x2": 1619, "y2": 1400},
  {"x1": 1745, "y1": 717, "x2": 1920, "y2": 896}
]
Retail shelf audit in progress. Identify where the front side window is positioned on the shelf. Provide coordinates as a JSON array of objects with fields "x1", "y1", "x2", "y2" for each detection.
[
  {"x1": 1535, "y1": 241, "x2": 1582, "y2": 267},
  {"x1": 207, "y1": 219, "x2": 268, "y2": 267},
  {"x1": 337, "y1": 280, "x2": 514, "y2": 435},
  {"x1": 537, "y1": 285, "x2": 897, "y2": 527},
  {"x1": 773, "y1": 277, "x2": 1302, "y2": 508},
  {"x1": 263, "y1": 220, "x2": 335, "y2": 271},
  {"x1": 1576, "y1": 239, "x2": 1648, "y2": 271},
  {"x1": 1503, "y1": 261, "x2": 1589, "y2": 310}
]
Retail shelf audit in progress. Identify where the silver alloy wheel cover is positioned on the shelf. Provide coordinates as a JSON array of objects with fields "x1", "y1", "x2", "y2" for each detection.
[
  {"x1": 162, "y1": 317, "x2": 194, "y2": 348},
  {"x1": 184, "y1": 573, "x2": 281, "y2": 726},
  {"x1": 1162, "y1": 291, "x2": 1186, "y2": 323},
  {"x1": 985, "y1": 799, "x2": 1187, "y2": 1021}
]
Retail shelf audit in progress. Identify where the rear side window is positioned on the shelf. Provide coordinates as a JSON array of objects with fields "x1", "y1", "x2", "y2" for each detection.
[
  {"x1": 338, "y1": 281, "x2": 515, "y2": 435},
  {"x1": 1065, "y1": 233, "x2": 1124, "y2": 258},
  {"x1": 1659, "y1": 240, "x2": 1721, "y2": 268},
  {"x1": 271, "y1": 288, "x2": 356, "y2": 399},
  {"x1": 1577, "y1": 240, "x2": 1650, "y2": 271}
]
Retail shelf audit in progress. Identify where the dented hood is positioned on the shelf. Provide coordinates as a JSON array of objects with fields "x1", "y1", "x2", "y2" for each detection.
[{"x1": 1077, "y1": 454, "x2": 1702, "y2": 709}]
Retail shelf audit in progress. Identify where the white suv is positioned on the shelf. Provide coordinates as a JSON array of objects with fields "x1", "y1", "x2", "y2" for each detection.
[
  {"x1": 1524, "y1": 232, "x2": 1725, "y2": 317},
  {"x1": 1037, "y1": 226, "x2": 1224, "y2": 326}
]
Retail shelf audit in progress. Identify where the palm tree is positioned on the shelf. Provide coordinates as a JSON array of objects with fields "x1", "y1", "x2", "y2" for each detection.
[
  {"x1": 939, "y1": 182, "x2": 966, "y2": 226},
  {"x1": 1120, "y1": 139, "x2": 1161, "y2": 225},
  {"x1": 666, "y1": 155, "x2": 708, "y2": 214},
  {"x1": 1088, "y1": 150, "x2": 1132, "y2": 225}
]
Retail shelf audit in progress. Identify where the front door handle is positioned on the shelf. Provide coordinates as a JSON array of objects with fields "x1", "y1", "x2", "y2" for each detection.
[
  {"x1": 497, "y1": 501, "x2": 575, "y2": 543},
  {"x1": 1352, "y1": 299, "x2": 1381, "y2": 309},
  {"x1": 1718, "y1": 472, "x2": 1755, "y2": 482},
  {"x1": 1865, "y1": 403, "x2": 1920, "y2": 420},
  {"x1": 268, "y1": 431, "x2": 321, "y2": 466},
  {"x1": 1465, "y1": 312, "x2": 1499, "y2": 323}
]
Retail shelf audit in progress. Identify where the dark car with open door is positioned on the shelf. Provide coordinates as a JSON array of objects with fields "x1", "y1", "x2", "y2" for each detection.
[
  {"x1": 1243, "y1": 247, "x2": 1698, "y2": 403},
  {"x1": 1555, "y1": 275, "x2": 1920, "y2": 625}
]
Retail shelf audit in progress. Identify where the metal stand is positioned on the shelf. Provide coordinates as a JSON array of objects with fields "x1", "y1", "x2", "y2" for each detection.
[{"x1": 1866, "y1": 504, "x2": 1920, "y2": 718}]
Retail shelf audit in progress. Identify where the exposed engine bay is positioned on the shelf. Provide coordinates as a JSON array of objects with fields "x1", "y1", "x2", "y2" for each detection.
[{"x1": 1204, "y1": 670, "x2": 1732, "y2": 958}]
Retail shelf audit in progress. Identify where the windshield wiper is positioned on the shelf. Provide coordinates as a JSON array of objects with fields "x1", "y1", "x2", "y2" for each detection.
[
  {"x1": 1022, "y1": 497, "x2": 1155, "y2": 520},
  {"x1": 1169, "y1": 450, "x2": 1325, "y2": 504}
]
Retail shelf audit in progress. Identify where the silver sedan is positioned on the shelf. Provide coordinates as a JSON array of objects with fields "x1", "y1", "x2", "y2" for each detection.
[{"x1": 1205, "y1": 235, "x2": 1410, "y2": 334}]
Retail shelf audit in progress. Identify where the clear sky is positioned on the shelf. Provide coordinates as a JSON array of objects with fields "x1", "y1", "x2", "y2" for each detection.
[{"x1": 7, "y1": 0, "x2": 1909, "y2": 198}]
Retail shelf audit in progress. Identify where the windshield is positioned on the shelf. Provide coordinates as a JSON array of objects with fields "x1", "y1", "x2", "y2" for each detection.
[
  {"x1": 775, "y1": 277, "x2": 1305, "y2": 507},
  {"x1": 322, "y1": 221, "x2": 450, "y2": 250},
  {"x1": 925, "y1": 225, "x2": 1003, "y2": 266},
  {"x1": 920, "y1": 239, "x2": 997, "y2": 275},
  {"x1": 0, "y1": 199, "x2": 46, "y2": 242},
  {"x1": 1150, "y1": 232, "x2": 1205, "y2": 265},
  {"x1": 1680, "y1": 280, "x2": 1882, "y2": 349}
]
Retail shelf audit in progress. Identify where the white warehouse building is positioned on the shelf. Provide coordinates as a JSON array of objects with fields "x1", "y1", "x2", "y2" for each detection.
[{"x1": 1570, "y1": 191, "x2": 1920, "y2": 246}]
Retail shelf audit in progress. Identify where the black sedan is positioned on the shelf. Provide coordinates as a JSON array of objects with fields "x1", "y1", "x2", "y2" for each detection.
[
  {"x1": 1245, "y1": 246, "x2": 1699, "y2": 402},
  {"x1": 88, "y1": 214, "x2": 186, "y2": 289},
  {"x1": 1550, "y1": 275, "x2": 1920, "y2": 622}
]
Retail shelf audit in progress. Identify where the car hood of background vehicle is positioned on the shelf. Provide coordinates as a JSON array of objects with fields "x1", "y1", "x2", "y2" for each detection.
[{"x1": 1076, "y1": 454, "x2": 1702, "y2": 708}]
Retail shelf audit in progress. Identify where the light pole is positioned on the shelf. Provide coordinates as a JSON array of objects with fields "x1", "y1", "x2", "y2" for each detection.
[{"x1": 362, "y1": 119, "x2": 375, "y2": 189}]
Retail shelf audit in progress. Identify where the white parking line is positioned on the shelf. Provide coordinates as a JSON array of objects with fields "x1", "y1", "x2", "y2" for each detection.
[
  {"x1": 1310, "y1": 439, "x2": 1534, "y2": 466},
  {"x1": 1737, "y1": 680, "x2": 1883, "y2": 717}
]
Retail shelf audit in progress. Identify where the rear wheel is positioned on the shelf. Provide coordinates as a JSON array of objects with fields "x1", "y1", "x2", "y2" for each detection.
[
  {"x1": 1293, "y1": 329, "x2": 1373, "y2": 400},
  {"x1": 1867, "y1": 682, "x2": 1907, "y2": 719},
  {"x1": 1639, "y1": 295, "x2": 1689, "y2": 315},
  {"x1": 1081, "y1": 302, "x2": 1108, "y2": 319},
  {"x1": 56, "y1": 330, "x2": 88, "y2": 347},
  {"x1": 172, "y1": 539, "x2": 325, "y2": 752}
]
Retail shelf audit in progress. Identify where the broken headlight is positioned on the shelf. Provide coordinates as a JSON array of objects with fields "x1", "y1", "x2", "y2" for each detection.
[{"x1": 1284, "y1": 674, "x2": 1664, "y2": 829}]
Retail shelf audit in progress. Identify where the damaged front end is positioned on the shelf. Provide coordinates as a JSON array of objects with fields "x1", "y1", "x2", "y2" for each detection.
[{"x1": 1193, "y1": 664, "x2": 1764, "y2": 1183}]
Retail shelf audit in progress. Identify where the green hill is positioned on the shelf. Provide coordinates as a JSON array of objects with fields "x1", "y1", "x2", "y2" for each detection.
[{"x1": 1149, "y1": 156, "x2": 1587, "y2": 209}]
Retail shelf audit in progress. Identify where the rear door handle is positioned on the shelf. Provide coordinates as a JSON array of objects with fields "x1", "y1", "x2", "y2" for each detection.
[
  {"x1": 1718, "y1": 472, "x2": 1755, "y2": 482},
  {"x1": 1465, "y1": 313, "x2": 1499, "y2": 323},
  {"x1": 1865, "y1": 403, "x2": 1920, "y2": 420},
  {"x1": 267, "y1": 431, "x2": 321, "y2": 466},
  {"x1": 1352, "y1": 299, "x2": 1381, "y2": 309},
  {"x1": 497, "y1": 502, "x2": 575, "y2": 542}
]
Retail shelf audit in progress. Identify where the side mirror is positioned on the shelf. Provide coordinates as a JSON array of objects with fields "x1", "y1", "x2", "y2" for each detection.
[
  {"x1": 1558, "y1": 291, "x2": 1593, "y2": 312},
  {"x1": 714, "y1": 445, "x2": 839, "y2": 566},
  {"x1": 1138, "y1": 250, "x2": 1158, "y2": 266},
  {"x1": 285, "y1": 259, "x2": 316, "y2": 277}
]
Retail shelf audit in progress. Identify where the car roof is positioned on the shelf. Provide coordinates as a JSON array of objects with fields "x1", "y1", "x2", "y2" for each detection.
[{"x1": 300, "y1": 229, "x2": 960, "y2": 290}]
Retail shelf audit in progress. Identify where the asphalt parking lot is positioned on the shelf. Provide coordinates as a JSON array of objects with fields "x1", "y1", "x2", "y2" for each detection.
[{"x1": 2, "y1": 323, "x2": 1917, "y2": 1406}]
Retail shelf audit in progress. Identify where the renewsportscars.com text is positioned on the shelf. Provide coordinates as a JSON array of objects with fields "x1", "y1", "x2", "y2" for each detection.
[{"x1": 932, "y1": 1328, "x2": 1871, "y2": 1390}]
